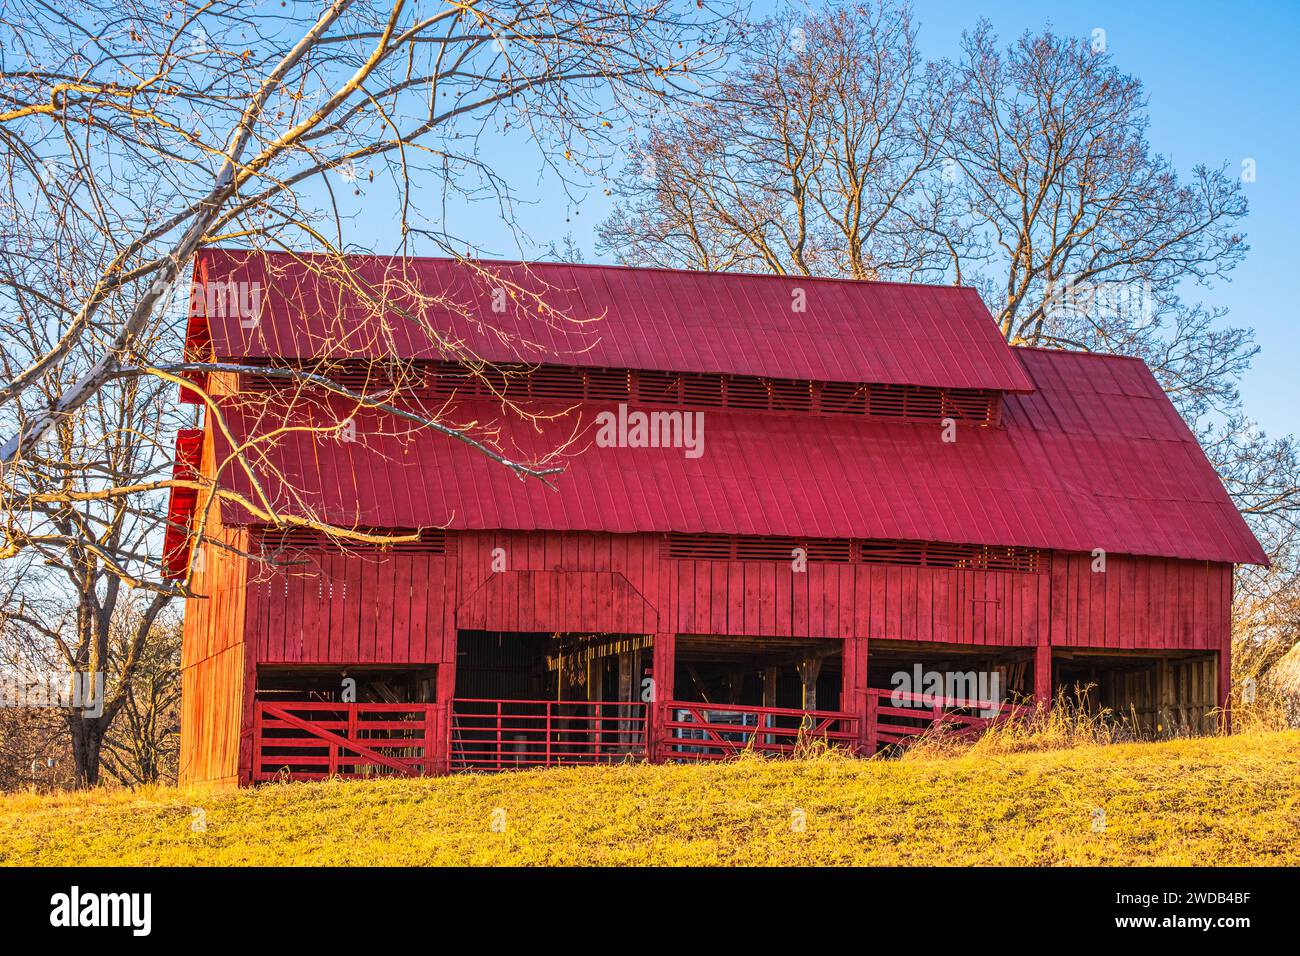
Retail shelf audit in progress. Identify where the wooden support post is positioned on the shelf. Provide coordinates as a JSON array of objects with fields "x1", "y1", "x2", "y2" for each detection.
[
  {"x1": 621, "y1": 649, "x2": 637, "y2": 702},
  {"x1": 843, "y1": 636, "x2": 869, "y2": 755},
  {"x1": 1158, "y1": 657, "x2": 1172, "y2": 737},
  {"x1": 237, "y1": 647, "x2": 257, "y2": 786},
  {"x1": 434, "y1": 637, "x2": 458, "y2": 776},
  {"x1": 651, "y1": 633, "x2": 676, "y2": 762},
  {"x1": 1220, "y1": 574, "x2": 1234, "y2": 735},
  {"x1": 1033, "y1": 642, "x2": 1052, "y2": 711},
  {"x1": 618, "y1": 649, "x2": 640, "y2": 748},
  {"x1": 763, "y1": 667, "x2": 779, "y2": 708},
  {"x1": 865, "y1": 693, "x2": 878, "y2": 755},
  {"x1": 762, "y1": 666, "x2": 779, "y2": 744},
  {"x1": 726, "y1": 666, "x2": 746, "y2": 704},
  {"x1": 1218, "y1": 645, "x2": 1232, "y2": 735},
  {"x1": 250, "y1": 696, "x2": 263, "y2": 784},
  {"x1": 797, "y1": 656, "x2": 822, "y2": 712},
  {"x1": 422, "y1": 704, "x2": 438, "y2": 776}
]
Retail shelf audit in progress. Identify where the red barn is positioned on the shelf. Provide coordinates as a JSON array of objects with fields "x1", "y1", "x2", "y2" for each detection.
[{"x1": 169, "y1": 250, "x2": 1266, "y2": 786}]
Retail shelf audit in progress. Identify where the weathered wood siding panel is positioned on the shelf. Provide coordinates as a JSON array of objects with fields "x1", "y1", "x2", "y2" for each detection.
[
  {"x1": 234, "y1": 532, "x2": 1233, "y2": 660},
  {"x1": 179, "y1": 643, "x2": 245, "y2": 786},
  {"x1": 244, "y1": 553, "x2": 454, "y2": 664},
  {"x1": 1045, "y1": 553, "x2": 1229, "y2": 651},
  {"x1": 178, "y1": 431, "x2": 250, "y2": 787}
]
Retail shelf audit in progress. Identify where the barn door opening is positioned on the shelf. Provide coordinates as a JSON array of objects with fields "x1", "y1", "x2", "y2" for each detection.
[
  {"x1": 862, "y1": 641, "x2": 1030, "y2": 754},
  {"x1": 251, "y1": 665, "x2": 439, "y2": 782},
  {"x1": 450, "y1": 631, "x2": 650, "y2": 771},
  {"x1": 1054, "y1": 650, "x2": 1220, "y2": 737},
  {"x1": 664, "y1": 636, "x2": 856, "y2": 760}
]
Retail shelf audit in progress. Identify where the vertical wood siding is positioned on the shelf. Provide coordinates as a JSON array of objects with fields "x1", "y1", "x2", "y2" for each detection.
[
  {"x1": 230, "y1": 531, "x2": 1232, "y2": 661},
  {"x1": 178, "y1": 432, "x2": 250, "y2": 786},
  {"x1": 243, "y1": 552, "x2": 455, "y2": 664}
]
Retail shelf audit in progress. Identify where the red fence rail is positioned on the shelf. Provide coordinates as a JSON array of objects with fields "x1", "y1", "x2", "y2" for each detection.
[
  {"x1": 450, "y1": 698, "x2": 647, "y2": 771},
  {"x1": 865, "y1": 688, "x2": 1028, "y2": 753},
  {"x1": 250, "y1": 691, "x2": 1030, "y2": 783},
  {"x1": 663, "y1": 701, "x2": 859, "y2": 761},
  {"x1": 252, "y1": 701, "x2": 438, "y2": 782}
]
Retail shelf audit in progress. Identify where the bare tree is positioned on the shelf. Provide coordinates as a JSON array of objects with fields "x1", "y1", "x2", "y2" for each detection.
[
  {"x1": 940, "y1": 21, "x2": 1253, "y2": 419},
  {"x1": 0, "y1": 607, "x2": 75, "y2": 792},
  {"x1": 101, "y1": 608, "x2": 182, "y2": 786},
  {"x1": 0, "y1": 589, "x2": 182, "y2": 789},
  {"x1": 599, "y1": 1, "x2": 955, "y2": 280},
  {"x1": 0, "y1": 708, "x2": 73, "y2": 792},
  {"x1": 0, "y1": 304, "x2": 177, "y2": 785},
  {"x1": 0, "y1": 0, "x2": 739, "y2": 786},
  {"x1": 0, "y1": 0, "x2": 738, "y2": 575},
  {"x1": 1213, "y1": 420, "x2": 1300, "y2": 702},
  {"x1": 603, "y1": 9, "x2": 1256, "y2": 415}
]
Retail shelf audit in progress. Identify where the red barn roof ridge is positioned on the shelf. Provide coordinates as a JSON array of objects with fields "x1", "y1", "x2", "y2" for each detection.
[{"x1": 188, "y1": 248, "x2": 1037, "y2": 393}]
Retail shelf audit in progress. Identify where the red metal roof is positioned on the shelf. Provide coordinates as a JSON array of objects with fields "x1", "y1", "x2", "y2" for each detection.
[
  {"x1": 188, "y1": 249, "x2": 1035, "y2": 392},
  {"x1": 205, "y1": 346, "x2": 1266, "y2": 565}
]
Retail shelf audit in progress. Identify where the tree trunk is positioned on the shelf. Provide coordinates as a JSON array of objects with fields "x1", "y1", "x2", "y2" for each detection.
[{"x1": 67, "y1": 713, "x2": 105, "y2": 788}]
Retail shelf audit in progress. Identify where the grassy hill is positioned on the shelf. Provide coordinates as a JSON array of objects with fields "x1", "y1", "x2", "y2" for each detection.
[{"x1": 2, "y1": 730, "x2": 1298, "y2": 866}]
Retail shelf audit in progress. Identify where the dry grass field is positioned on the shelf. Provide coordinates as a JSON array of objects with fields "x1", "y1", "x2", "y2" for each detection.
[{"x1": 1, "y1": 729, "x2": 1297, "y2": 866}]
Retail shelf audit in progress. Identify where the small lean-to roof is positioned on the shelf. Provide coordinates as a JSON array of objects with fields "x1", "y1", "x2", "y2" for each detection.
[
  {"x1": 204, "y1": 343, "x2": 1267, "y2": 565},
  {"x1": 187, "y1": 249, "x2": 1036, "y2": 392}
]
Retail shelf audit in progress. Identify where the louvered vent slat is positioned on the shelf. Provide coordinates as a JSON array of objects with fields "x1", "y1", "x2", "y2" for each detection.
[
  {"x1": 637, "y1": 370, "x2": 683, "y2": 404},
  {"x1": 725, "y1": 375, "x2": 772, "y2": 410},
  {"x1": 734, "y1": 536, "x2": 799, "y2": 560},
  {"x1": 663, "y1": 533, "x2": 1046, "y2": 573},
  {"x1": 819, "y1": 381, "x2": 867, "y2": 414},
  {"x1": 868, "y1": 384, "x2": 909, "y2": 418},
  {"x1": 240, "y1": 372, "x2": 279, "y2": 392},
  {"x1": 681, "y1": 373, "x2": 726, "y2": 407},
  {"x1": 253, "y1": 527, "x2": 450, "y2": 556},
  {"x1": 428, "y1": 364, "x2": 478, "y2": 396},
  {"x1": 585, "y1": 368, "x2": 633, "y2": 401},
  {"x1": 770, "y1": 379, "x2": 814, "y2": 412},
  {"x1": 528, "y1": 365, "x2": 584, "y2": 399}
]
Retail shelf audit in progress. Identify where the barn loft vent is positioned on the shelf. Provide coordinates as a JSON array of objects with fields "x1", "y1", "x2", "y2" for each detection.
[
  {"x1": 239, "y1": 360, "x2": 421, "y2": 396},
  {"x1": 426, "y1": 363, "x2": 1001, "y2": 425},
  {"x1": 661, "y1": 533, "x2": 1048, "y2": 573},
  {"x1": 241, "y1": 360, "x2": 1001, "y2": 425},
  {"x1": 252, "y1": 527, "x2": 451, "y2": 557}
]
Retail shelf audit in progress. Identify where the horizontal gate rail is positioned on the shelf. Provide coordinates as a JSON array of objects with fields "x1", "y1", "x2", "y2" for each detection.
[
  {"x1": 865, "y1": 688, "x2": 1028, "y2": 751},
  {"x1": 253, "y1": 701, "x2": 437, "y2": 782},
  {"x1": 251, "y1": 689, "x2": 1029, "y2": 781},
  {"x1": 663, "y1": 701, "x2": 859, "y2": 761},
  {"x1": 450, "y1": 698, "x2": 647, "y2": 772}
]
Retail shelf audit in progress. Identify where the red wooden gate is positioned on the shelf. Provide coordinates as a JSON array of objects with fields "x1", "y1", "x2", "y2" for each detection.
[
  {"x1": 252, "y1": 701, "x2": 438, "y2": 782},
  {"x1": 449, "y1": 698, "x2": 648, "y2": 771},
  {"x1": 662, "y1": 701, "x2": 859, "y2": 761},
  {"x1": 864, "y1": 688, "x2": 1028, "y2": 753}
]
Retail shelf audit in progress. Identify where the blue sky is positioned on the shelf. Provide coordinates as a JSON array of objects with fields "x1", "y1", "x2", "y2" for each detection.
[{"x1": 378, "y1": 0, "x2": 1300, "y2": 439}]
